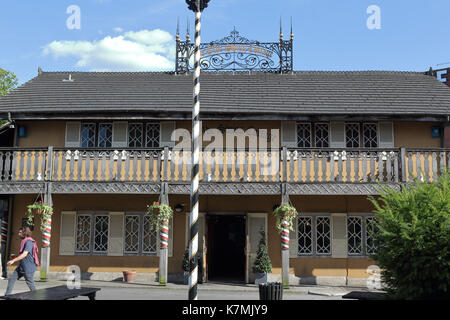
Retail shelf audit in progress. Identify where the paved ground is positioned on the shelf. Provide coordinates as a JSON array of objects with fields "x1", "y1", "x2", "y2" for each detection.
[{"x1": 0, "y1": 277, "x2": 376, "y2": 300}]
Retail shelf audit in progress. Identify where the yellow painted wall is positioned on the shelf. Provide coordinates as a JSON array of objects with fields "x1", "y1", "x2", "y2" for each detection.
[
  {"x1": 10, "y1": 194, "x2": 377, "y2": 278},
  {"x1": 15, "y1": 120, "x2": 442, "y2": 149}
]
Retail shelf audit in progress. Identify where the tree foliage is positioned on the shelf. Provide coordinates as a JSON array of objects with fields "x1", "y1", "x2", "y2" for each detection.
[
  {"x1": 253, "y1": 230, "x2": 272, "y2": 273},
  {"x1": 369, "y1": 172, "x2": 450, "y2": 299},
  {"x1": 0, "y1": 68, "x2": 18, "y2": 97}
]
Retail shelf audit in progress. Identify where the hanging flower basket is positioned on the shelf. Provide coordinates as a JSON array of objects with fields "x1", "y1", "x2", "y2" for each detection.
[
  {"x1": 145, "y1": 201, "x2": 174, "y2": 231},
  {"x1": 272, "y1": 203, "x2": 298, "y2": 234},
  {"x1": 26, "y1": 200, "x2": 53, "y2": 233}
]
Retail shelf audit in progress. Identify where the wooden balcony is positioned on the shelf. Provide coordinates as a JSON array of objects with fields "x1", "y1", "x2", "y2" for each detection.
[{"x1": 0, "y1": 147, "x2": 449, "y2": 195}]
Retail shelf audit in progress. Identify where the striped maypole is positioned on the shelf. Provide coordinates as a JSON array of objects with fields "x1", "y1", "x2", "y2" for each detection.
[
  {"x1": 42, "y1": 217, "x2": 52, "y2": 247},
  {"x1": 0, "y1": 218, "x2": 7, "y2": 245},
  {"x1": 189, "y1": 8, "x2": 202, "y2": 301},
  {"x1": 160, "y1": 219, "x2": 169, "y2": 249},
  {"x1": 281, "y1": 218, "x2": 290, "y2": 250}
]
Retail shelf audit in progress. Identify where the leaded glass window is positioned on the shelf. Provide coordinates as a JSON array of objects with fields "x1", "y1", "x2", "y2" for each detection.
[
  {"x1": 316, "y1": 217, "x2": 331, "y2": 254},
  {"x1": 298, "y1": 217, "x2": 313, "y2": 255},
  {"x1": 125, "y1": 215, "x2": 140, "y2": 253},
  {"x1": 81, "y1": 123, "x2": 96, "y2": 147},
  {"x1": 315, "y1": 123, "x2": 329, "y2": 148},
  {"x1": 128, "y1": 123, "x2": 143, "y2": 148},
  {"x1": 346, "y1": 123, "x2": 360, "y2": 148},
  {"x1": 93, "y1": 215, "x2": 109, "y2": 253},
  {"x1": 347, "y1": 216, "x2": 363, "y2": 255},
  {"x1": 76, "y1": 215, "x2": 91, "y2": 252},
  {"x1": 98, "y1": 123, "x2": 113, "y2": 148},
  {"x1": 142, "y1": 215, "x2": 158, "y2": 254},
  {"x1": 297, "y1": 123, "x2": 312, "y2": 148},
  {"x1": 363, "y1": 124, "x2": 378, "y2": 148},
  {"x1": 146, "y1": 122, "x2": 160, "y2": 148},
  {"x1": 365, "y1": 217, "x2": 377, "y2": 255}
]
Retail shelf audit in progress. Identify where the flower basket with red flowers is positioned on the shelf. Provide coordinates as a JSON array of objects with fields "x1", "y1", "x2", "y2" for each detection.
[
  {"x1": 272, "y1": 203, "x2": 298, "y2": 234},
  {"x1": 145, "y1": 201, "x2": 174, "y2": 231},
  {"x1": 26, "y1": 200, "x2": 53, "y2": 232}
]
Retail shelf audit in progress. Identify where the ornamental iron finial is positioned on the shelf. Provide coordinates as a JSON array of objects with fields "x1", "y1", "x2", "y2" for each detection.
[{"x1": 186, "y1": 0, "x2": 211, "y2": 13}]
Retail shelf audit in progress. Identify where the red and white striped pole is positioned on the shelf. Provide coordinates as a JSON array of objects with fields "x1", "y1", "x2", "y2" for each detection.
[
  {"x1": 42, "y1": 217, "x2": 52, "y2": 248},
  {"x1": 281, "y1": 218, "x2": 290, "y2": 250},
  {"x1": 160, "y1": 219, "x2": 169, "y2": 249}
]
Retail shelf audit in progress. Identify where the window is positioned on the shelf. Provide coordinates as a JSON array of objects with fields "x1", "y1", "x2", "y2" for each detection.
[
  {"x1": 365, "y1": 217, "x2": 377, "y2": 255},
  {"x1": 93, "y1": 215, "x2": 109, "y2": 253},
  {"x1": 347, "y1": 215, "x2": 377, "y2": 256},
  {"x1": 297, "y1": 123, "x2": 312, "y2": 148},
  {"x1": 81, "y1": 123, "x2": 96, "y2": 147},
  {"x1": 76, "y1": 215, "x2": 91, "y2": 253},
  {"x1": 346, "y1": 123, "x2": 360, "y2": 148},
  {"x1": 98, "y1": 123, "x2": 113, "y2": 148},
  {"x1": 347, "y1": 216, "x2": 363, "y2": 255},
  {"x1": 316, "y1": 216, "x2": 331, "y2": 254},
  {"x1": 128, "y1": 123, "x2": 144, "y2": 148},
  {"x1": 142, "y1": 215, "x2": 158, "y2": 254},
  {"x1": 363, "y1": 123, "x2": 378, "y2": 148},
  {"x1": 314, "y1": 123, "x2": 329, "y2": 148},
  {"x1": 124, "y1": 215, "x2": 140, "y2": 253},
  {"x1": 297, "y1": 216, "x2": 331, "y2": 256},
  {"x1": 146, "y1": 122, "x2": 160, "y2": 148},
  {"x1": 297, "y1": 217, "x2": 313, "y2": 255}
]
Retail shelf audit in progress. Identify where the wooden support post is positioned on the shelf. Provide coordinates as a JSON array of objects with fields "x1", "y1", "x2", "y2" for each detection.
[
  {"x1": 159, "y1": 182, "x2": 169, "y2": 285},
  {"x1": 281, "y1": 182, "x2": 290, "y2": 289},
  {"x1": 40, "y1": 146, "x2": 54, "y2": 281},
  {"x1": 400, "y1": 148, "x2": 407, "y2": 183}
]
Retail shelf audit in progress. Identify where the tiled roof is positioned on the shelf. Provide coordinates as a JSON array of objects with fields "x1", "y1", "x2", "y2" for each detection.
[{"x1": 0, "y1": 71, "x2": 449, "y2": 118}]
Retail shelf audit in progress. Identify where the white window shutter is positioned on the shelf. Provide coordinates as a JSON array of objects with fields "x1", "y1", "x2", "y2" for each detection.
[
  {"x1": 108, "y1": 212, "x2": 124, "y2": 256},
  {"x1": 330, "y1": 122, "x2": 345, "y2": 148},
  {"x1": 168, "y1": 219, "x2": 174, "y2": 257},
  {"x1": 331, "y1": 214, "x2": 348, "y2": 258},
  {"x1": 160, "y1": 121, "x2": 175, "y2": 147},
  {"x1": 60, "y1": 211, "x2": 76, "y2": 256},
  {"x1": 289, "y1": 217, "x2": 298, "y2": 258},
  {"x1": 379, "y1": 122, "x2": 394, "y2": 148},
  {"x1": 112, "y1": 122, "x2": 128, "y2": 148},
  {"x1": 281, "y1": 121, "x2": 297, "y2": 147},
  {"x1": 65, "y1": 122, "x2": 81, "y2": 148}
]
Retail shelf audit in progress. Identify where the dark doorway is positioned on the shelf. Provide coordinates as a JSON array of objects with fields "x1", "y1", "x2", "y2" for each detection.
[{"x1": 207, "y1": 215, "x2": 246, "y2": 283}]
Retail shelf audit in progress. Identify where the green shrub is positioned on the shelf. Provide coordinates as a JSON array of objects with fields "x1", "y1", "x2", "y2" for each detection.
[
  {"x1": 369, "y1": 172, "x2": 450, "y2": 299},
  {"x1": 253, "y1": 230, "x2": 272, "y2": 274}
]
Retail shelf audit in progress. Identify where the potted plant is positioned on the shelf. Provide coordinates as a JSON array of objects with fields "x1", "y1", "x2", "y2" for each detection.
[
  {"x1": 26, "y1": 200, "x2": 53, "y2": 233},
  {"x1": 272, "y1": 203, "x2": 298, "y2": 234},
  {"x1": 253, "y1": 230, "x2": 272, "y2": 285},
  {"x1": 145, "y1": 201, "x2": 174, "y2": 231},
  {"x1": 182, "y1": 248, "x2": 203, "y2": 285},
  {"x1": 122, "y1": 270, "x2": 136, "y2": 282},
  {"x1": 182, "y1": 248, "x2": 190, "y2": 285}
]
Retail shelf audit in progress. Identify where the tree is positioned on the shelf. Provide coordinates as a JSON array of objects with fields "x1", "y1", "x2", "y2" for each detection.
[
  {"x1": 0, "y1": 68, "x2": 18, "y2": 97},
  {"x1": 0, "y1": 68, "x2": 18, "y2": 127},
  {"x1": 253, "y1": 230, "x2": 272, "y2": 274},
  {"x1": 369, "y1": 172, "x2": 450, "y2": 299}
]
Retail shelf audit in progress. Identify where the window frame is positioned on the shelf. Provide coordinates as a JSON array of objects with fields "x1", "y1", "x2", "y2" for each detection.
[
  {"x1": 345, "y1": 123, "x2": 361, "y2": 148},
  {"x1": 347, "y1": 214, "x2": 377, "y2": 257},
  {"x1": 314, "y1": 123, "x2": 330, "y2": 148},
  {"x1": 296, "y1": 123, "x2": 312, "y2": 148},
  {"x1": 296, "y1": 214, "x2": 332, "y2": 257},
  {"x1": 98, "y1": 123, "x2": 113, "y2": 148},
  {"x1": 80, "y1": 123, "x2": 97, "y2": 148},
  {"x1": 75, "y1": 214, "x2": 92, "y2": 254},
  {"x1": 363, "y1": 123, "x2": 379, "y2": 148},
  {"x1": 145, "y1": 122, "x2": 161, "y2": 148},
  {"x1": 128, "y1": 123, "x2": 144, "y2": 148}
]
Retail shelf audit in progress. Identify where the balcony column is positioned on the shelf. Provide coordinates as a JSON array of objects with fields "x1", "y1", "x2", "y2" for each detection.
[
  {"x1": 159, "y1": 181, "x2": 169, "y2": 285},
  {"x1": 281, "y1": 147, "x2": 290, "y2": 288},
  {"x1": 40, "y1": 146, "x2": 54, "y2": 281}
]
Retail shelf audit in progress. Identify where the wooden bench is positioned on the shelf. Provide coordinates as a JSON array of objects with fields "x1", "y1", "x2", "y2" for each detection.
[{"x1": 1, "y1": 285, "x2": 101, "y2": 300}]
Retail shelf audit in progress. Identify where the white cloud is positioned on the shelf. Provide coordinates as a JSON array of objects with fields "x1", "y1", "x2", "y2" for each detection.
[
  {"x1": 113, "y1": 27, "x2": 123, "y2": 33},
  {"x1": 42, "y1": 29, "x2": 175, "y2": 72}
]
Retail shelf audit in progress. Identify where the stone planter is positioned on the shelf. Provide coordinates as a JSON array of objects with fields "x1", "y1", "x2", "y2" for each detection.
[
  {"x1": 255, "y1": 272, "x2": 268, "y2": 285},
  {"x1": 123, "y1": 270, "x2": 136, "y2": 283}
]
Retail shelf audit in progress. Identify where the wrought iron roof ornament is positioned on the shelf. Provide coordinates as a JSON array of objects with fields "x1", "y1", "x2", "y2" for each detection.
[{"x1": 175, "y1": 14, "x2": 294, "y2": 74}]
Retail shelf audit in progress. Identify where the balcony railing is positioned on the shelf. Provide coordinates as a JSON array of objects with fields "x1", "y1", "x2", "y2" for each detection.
[{"x1": 0, "y1": 147, "x2": 449, "y2": 184}]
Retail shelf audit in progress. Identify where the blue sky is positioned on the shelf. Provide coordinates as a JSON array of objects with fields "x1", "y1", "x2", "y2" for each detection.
[{"x1": 1, "y1": 0, "x2": 449, "y2": 84}]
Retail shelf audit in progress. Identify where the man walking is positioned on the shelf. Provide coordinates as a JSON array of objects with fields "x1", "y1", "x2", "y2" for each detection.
[{"x1": 5, "y1": 227, "x2": 39, "y2": 295}]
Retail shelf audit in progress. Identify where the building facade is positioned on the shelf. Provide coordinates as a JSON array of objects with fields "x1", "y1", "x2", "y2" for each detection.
[{"x1": 0, "y1": 68, "x2": 449, "y2": 286}]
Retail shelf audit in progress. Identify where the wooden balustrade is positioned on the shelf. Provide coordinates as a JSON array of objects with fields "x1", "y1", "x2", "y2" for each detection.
[{"x1": 0, "y1": 147, "x2": 449, "y2": 184}]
